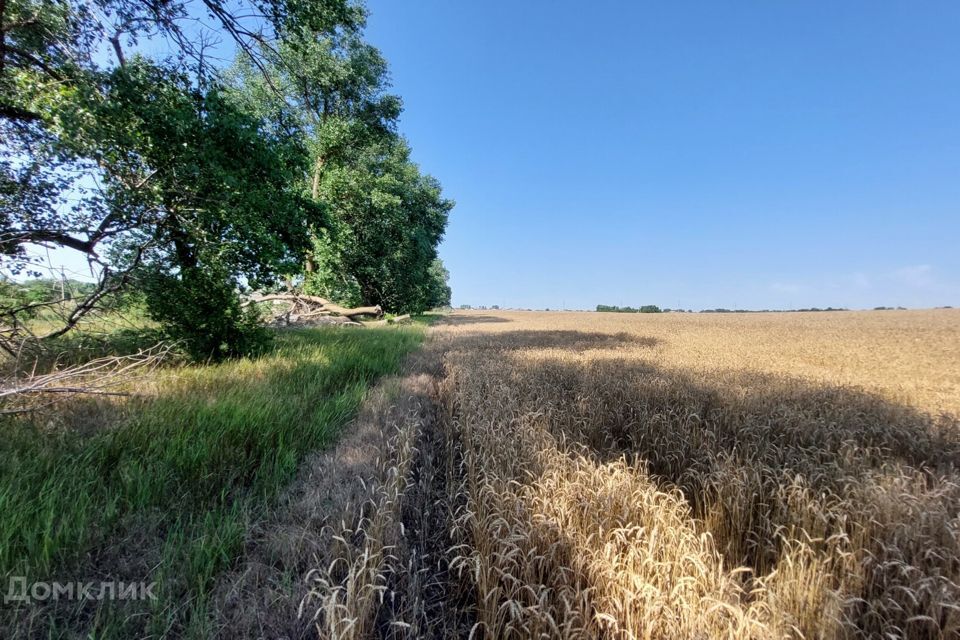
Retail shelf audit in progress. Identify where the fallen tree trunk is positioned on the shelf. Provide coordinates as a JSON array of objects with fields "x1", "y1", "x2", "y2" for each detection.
[{"x1": 244, "y1": 293, "x2": 382, "y2": 326}]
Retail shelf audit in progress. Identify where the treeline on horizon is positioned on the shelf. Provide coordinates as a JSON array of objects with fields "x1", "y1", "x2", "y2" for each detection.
[
  {"x1": 458, "y1": 303, "x2": 954, "y2": 313},
  {"x1": 596, "y1": 304, "x2": 664, "y2": 313},
  {"x1": 596, "y1": 304, "x2": 853, "y2": 314},
  {"x1": 598, "y1": 305, "x2": 948, "y2": 313},
  {"x1": 1, "y1": 0, "x2": 452, "y2": 360},
  {"x1": 596, "y1": 304, "x2": 856, "y2": 314}
]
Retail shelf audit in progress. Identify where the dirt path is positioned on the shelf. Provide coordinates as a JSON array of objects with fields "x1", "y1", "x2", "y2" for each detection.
[{"x1": 211, "y1": 327, "x2": 473, "y2": 639}]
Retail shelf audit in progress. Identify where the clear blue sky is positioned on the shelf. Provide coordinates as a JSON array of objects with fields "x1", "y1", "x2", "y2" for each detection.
[{"x1": 364, "y1": 0, "x2": 960, "y2": 310}]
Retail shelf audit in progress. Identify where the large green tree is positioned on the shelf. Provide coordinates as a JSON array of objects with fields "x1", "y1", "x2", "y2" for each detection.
[
  {"x1": 0, "y1": 0, "x2": 360, "y2": 357},
  {"x1": 307, "y1": 138, "x2": 452, "y2": 312},
  {"x1": 1, "y1": 0, "x2": 452, "y2": 357},
  {"x1": 228, "y1": 14, "x2": 453, "y2": 314}
]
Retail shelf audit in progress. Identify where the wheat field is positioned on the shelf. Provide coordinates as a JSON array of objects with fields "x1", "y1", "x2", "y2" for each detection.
[
  {"x1": 219, "y1": 309, "x2": 960, "y2": 639},
  {"x1": 430, "y1": 309, "x2": 960, "y2": 639}
]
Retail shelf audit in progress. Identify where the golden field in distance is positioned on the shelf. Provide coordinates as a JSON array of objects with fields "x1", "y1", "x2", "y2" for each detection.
[
  {"x1": 444, "y1": 307, "x2": 960, "y2": 416},
  {"x1": 432, "y1": 307, "x2": 960, "y2": 638}
]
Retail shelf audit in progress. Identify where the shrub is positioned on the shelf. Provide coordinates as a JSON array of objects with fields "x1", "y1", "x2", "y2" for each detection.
[{"x1": 143, "y1": 267, "x2": 271, "y2": 361}]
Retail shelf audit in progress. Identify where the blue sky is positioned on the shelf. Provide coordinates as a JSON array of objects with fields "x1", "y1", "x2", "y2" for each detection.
[{"x1": 363, "y1": 0, "x2": 960, "y2": 310}]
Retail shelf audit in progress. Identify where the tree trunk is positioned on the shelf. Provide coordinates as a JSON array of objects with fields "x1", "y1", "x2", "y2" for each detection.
[
  {"x1": 245, "y1": 293, "x2": 382, "y2": 322},
  {"x1": 305, "y1": 154, "x2": 325, "y2": 274}
]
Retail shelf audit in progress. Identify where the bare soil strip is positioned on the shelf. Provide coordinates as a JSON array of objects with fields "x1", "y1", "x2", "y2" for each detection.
[{"x1": 211, "y1": 337, "x2": 473, "y2": 639}]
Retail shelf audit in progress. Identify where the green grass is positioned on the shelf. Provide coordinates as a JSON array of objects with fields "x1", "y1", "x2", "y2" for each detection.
[
  {"x1": 410, "y1": 311, "x2": 448, "y2": 326},
  {"x1": 3, "y1": 305, "x2": 162, "y2": 374},
  {"x1": 0, "y1": 325, "x2": 425, "y2": 637}
]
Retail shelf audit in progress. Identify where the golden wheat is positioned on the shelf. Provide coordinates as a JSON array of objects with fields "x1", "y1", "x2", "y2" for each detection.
[
  {"x1": 436, "y1": 309, "x2": 960, "y2": 639},
  {"x1": 280, "y1": 310, "x2": 959, "y2": 638}
]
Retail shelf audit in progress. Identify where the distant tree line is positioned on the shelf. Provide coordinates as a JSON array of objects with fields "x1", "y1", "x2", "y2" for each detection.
[
  {"x1": 0, "y1": 277, "x2": 97, "y2": 309},
  {"x1": 458, "y1": 304, "x2": 944, "y2": 315},
  {"x1": 596, "y1": 304, "x2": 662, "y2": 313},
  {"x1": 699, "y1": 307, "x2": 849, "y2": 313}
]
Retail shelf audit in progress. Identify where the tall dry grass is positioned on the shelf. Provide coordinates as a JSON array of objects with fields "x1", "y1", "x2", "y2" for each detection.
[{"x1": 438, "y1": 309, "x2": 960, "y2": 639}]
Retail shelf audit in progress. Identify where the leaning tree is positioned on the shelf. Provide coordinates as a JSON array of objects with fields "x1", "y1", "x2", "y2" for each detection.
[{"x1": 0, "y1": 0, "x2": 376, "y2": 358}]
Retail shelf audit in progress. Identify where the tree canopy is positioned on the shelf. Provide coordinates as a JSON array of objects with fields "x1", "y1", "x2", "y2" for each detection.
[{"x1": 1, "y1": 0, "x2": 451, "y2": 358}]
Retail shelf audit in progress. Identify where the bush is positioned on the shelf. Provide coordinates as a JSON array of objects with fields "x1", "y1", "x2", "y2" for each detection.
[{"x1": 143, "y1": 267, "x2": 271, "y2": 361}]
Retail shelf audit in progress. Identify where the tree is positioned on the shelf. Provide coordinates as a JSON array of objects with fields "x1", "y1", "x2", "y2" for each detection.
[
  {"x1": 304, "y1": 138, "x2": 452, "y2": 313},
  {"x1": 2, "y1": 0, "x2": 451, "y2": 357},
  {"x1": 0, "y1": 0, "x2": 373, "y2": 358},
  {"x1": 423, "y1": 258, "x2": 452, "y2": 309},
  {"x1": 596, "y1": 304, "x2": 661, "y2": 314},
  {"x1": 3, "y1": 48, "x2": 321, "y2": 356},
  {"x1": 227, "y1": 15, "x2": 452, "y2": 314}
]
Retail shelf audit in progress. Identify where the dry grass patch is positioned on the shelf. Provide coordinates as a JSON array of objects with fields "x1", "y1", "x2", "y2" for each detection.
[{"x1": 212, "y1": 343, "x2": 473, "y2": 639}]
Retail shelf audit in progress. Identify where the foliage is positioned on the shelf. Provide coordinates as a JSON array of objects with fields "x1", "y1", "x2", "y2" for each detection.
[
  {"x1": 1, "y1": 0, "x2": 451, "y2": 357},
  {"x1": 229, "y1": 21, "x2": 453, "y2": 314},
  {"x1": 423, "y1": 258, "x2": 452, "y2": 309},
  {"x1": 142, "y1": 267, "x2": 271, "y2": 361},
  {"x1": 303, "y1": 227, "x2": 364, "y2": 307},
  {"x1": 596, "y1": 304, "x2": 662, "y2": 313},
  {"x1": 0, "y1": 277, "x2": 97, "y2": 317},
  {"x1": 302, "y1": 140, "x2": 452, "y2": 313}
]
